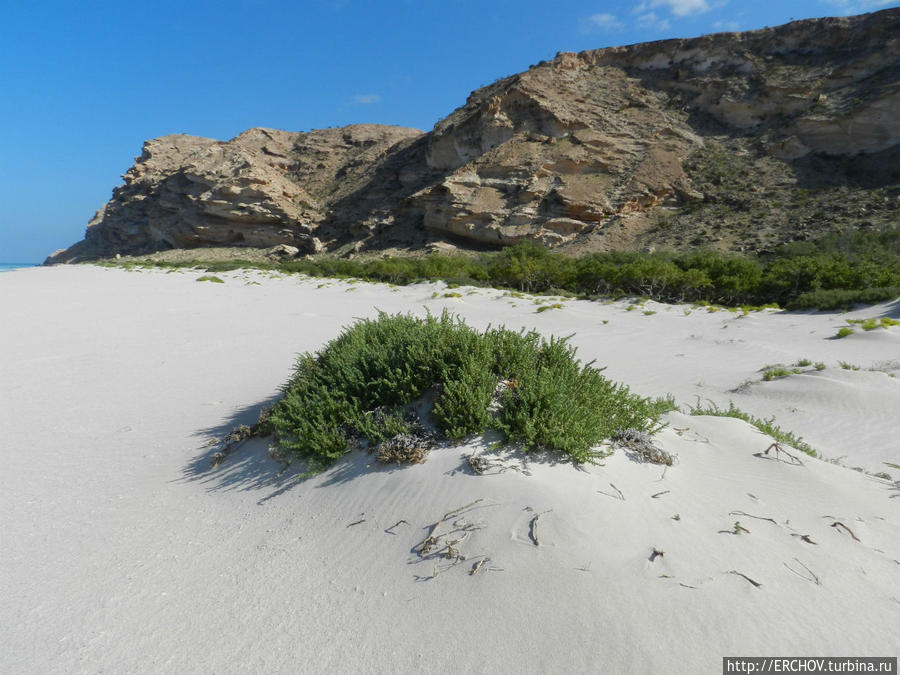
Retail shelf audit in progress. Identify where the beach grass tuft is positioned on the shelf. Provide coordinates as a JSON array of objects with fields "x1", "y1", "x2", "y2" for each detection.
[{"x1": 688, "y1": 399, "x2": 817, "y2": 457}]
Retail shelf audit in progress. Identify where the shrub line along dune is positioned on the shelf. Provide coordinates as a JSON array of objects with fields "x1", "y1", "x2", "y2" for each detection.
[
  {"x1": 254, "y1": 311, "x2": 676, "y2": 473},
  {"x1": 104, "y1": 227, "x2": 900, "y2": 311}
]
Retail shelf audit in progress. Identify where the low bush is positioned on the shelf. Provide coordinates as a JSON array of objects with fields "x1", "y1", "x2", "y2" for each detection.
[
  {"x1": 262, "y1": 311, "x2": 675, "y2": 472},
  {"x1": 106, "y1": 227, "x2": 900, "y2": 311}
]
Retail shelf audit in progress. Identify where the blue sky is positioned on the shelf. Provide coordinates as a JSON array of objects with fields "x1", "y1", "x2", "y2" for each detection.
[{"x1": 1, "y1": 0, "x2": 896, "y2": 262}]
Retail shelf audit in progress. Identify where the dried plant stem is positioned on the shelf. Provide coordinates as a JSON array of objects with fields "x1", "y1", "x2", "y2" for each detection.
[
  {"x1": 763, "y1": 442, "x2": 804, "y2": 465},
  {"x1": 791, "y1": 533, "x2": 818, "y2": 545},
  {"x1": 384, "y1": 519, "x2": 409, "y2": 534},
  {"x1": 830, "y1": 521, "x2": 860, "y2": 542},
  {"x1": 598, "y1": 483, "x2": 625, "y2": 500},
  {"x1": 784, "y1": 558, "x2": 820, "y2": 585},
  {"x1": 729, "y1": 510, "x2": 778, "y2": 525},
  {"x1": 728, "y1": 570, "x2": 762, "y2": 587},
  {"x1": 418, "y1": 499, "x2": 484, "y2": 555}
]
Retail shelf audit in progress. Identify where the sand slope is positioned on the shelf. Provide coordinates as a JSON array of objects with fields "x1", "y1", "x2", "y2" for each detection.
[{"x1": 1, "y1": 266, "x2": 898, "y2": 673}]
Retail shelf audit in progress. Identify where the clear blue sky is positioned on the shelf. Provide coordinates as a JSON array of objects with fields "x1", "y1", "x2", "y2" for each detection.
[{"x1": 1, "y1": 0, "x2": 896, "y2": 262}]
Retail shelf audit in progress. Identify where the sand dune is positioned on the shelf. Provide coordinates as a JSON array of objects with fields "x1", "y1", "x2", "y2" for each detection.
[{"x1": 1, "y1": 266, "x2": 897, "y2": 673}]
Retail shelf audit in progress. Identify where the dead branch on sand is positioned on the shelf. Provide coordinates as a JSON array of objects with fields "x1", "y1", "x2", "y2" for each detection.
[
  {"x1": 417, "y1": 499, "x2": 484, "y2": 555},
  {"x1": 728, "y1": 510, "x2": 778, "y2": 525},
  {"x1": 210, "y1": 424, "x2": 254, "y2": 468},
  {"x1": 728, "y1": 570, "x2": 762, "y2": 587},
  {"x1": 791, "y1": 533, "x2": 818, "y2": 545},
  {"x1": 829, "y1": 521, "x2": 861, "y2": 542},
  {"x1": 384, "y1": 520, "x2": 408, "y2": 535},
  {"x1": 758, "y1": 442, "x2": 804, "y2": 466}
]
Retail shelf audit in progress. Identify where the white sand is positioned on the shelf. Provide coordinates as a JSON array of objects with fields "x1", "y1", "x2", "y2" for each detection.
[{"x1": 1, "y1": 265, "x2": 898, "y2": 673}]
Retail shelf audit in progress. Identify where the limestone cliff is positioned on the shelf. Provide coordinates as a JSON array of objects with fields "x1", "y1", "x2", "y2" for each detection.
[{"x1": 48, "y1": 8, "x2": 899, "y2": 263}]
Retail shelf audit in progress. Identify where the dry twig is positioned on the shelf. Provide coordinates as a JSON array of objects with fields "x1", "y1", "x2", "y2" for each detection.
[
  {"x1": 417, "y1": 499, "x2": 484, "y2": 555},
  {"x1": 791, "y1": 533, "x2": 818, "y2": 545},
  {"x1": 728, "y1": 570, "x2": 762, "y2": 587},
  {"x1": 729, "y1": 510, "x2": 778, "y2": 525},
  {"x1": 384, "y1": 519, "x2": 408, "y2": 535},
  {"x1": 470, "y1": 557, "x2": 487, "y2": 576},
  {"x1": 760, "y1": 442, "x2": 804, "y2": 466},
  {"x1": 830, "y1": 521, "x2": 860, "y2": 542},
  {"x1": 650, "y1": 490, "x2": 670, "y2": 499}
]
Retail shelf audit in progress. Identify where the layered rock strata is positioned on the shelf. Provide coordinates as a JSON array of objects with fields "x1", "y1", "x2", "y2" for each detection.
[{"x1": 48, "y1": 8, "x2": 899, "y2": 263}]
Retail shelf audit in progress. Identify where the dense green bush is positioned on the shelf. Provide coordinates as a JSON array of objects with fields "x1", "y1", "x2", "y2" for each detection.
[
  {"x1": 263, "y1": 312, "x2": 675, "y2": 471},
  {"x1": 107, "y1": 227, "x2": 900, "y2": 311}
]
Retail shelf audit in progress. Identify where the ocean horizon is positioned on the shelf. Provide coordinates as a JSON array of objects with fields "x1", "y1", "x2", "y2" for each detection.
[{"x1": 0, "y1": 262, "x2": 39, "y2": 272}]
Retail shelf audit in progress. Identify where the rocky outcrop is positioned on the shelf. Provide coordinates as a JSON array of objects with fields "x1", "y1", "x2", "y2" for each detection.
[
  {"x1": 47, "y1": 8, "x2": 899, "y2": 263},
  {"x1": 49, "y1": 125, "x2": 422, "y2": 262}
]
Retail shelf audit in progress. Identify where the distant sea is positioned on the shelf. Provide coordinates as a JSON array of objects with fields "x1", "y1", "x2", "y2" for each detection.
[{"x1": 0, "y1": 263, "x2": 38, "y2": 272}]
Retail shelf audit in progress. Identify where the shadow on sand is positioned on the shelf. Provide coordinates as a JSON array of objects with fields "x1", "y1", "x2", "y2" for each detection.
[{"x1": 177, "y1": 395, "x2": 459, "y2": 503}]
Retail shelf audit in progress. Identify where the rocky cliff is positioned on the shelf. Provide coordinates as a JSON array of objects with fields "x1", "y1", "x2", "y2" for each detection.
[{"x1": 48, "y1": 8, "x2": 899, "y2": 263}]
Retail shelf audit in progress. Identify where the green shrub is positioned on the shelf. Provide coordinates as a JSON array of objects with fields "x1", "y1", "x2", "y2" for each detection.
[
  {"x1": 688, "y1": 400, "x2": 816, "y2": 457},
  {"x1": 834, "y1": 326, "x2": 855, "y2": 339},
  {"x1": 264, "y1": 312, "x2": 675, "y2": 471},
  {"x1": 196, "y1": 275, "x2": 225, "y2": 283},
  {"x1": 107, "y1": 227, "x2": 900, "y2": 310}
]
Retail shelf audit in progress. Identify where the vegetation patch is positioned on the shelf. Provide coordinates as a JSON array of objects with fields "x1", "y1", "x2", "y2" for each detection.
[
  {"x1": 100, "y1": 227, "x2": 900, "y2": 311},
  {"x1": 688, "y1": 400, "x2": 817, "y2": 458},
  {"x1": 535, "y1": 303, "x2": 563, "y2": 313},
  {"x1": 761, "y1": 366, "x2": 802, "y2": 381},
  {"x1": 845, "y1": 317, "x2": 900, "y2": 331},
  {"x1": 196, "y1": 275, "x2": 224, "y2": 283},
  {"x1": 258, "y1": 311, "x2": 675, "y2": 473}
]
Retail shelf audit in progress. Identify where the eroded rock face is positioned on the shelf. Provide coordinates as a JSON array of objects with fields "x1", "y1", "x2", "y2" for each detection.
[
  {"x1": 49, "y1": 125, "x2": 422, "y2": 262},
  {"x1": 48, "y1": 8, "x2": 899, "y2": 263}
]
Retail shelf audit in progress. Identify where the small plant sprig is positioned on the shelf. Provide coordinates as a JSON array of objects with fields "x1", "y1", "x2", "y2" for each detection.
[
  {"x1": 846, "y1": 317, "x2": 900, "y2": 331},
  {"x1": 761, "y1": 366, "x2": 802, "y2": 381},
  {"x1": 688, "y1": 399, "x2": 817, "y2": 458}
]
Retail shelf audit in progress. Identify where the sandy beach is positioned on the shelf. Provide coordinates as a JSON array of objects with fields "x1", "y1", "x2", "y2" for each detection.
[{"x1": 1, "y1": 265, "x2": 898, "y2": 673}]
